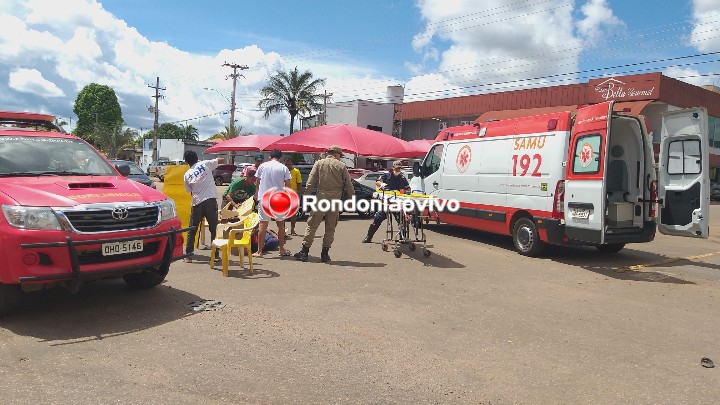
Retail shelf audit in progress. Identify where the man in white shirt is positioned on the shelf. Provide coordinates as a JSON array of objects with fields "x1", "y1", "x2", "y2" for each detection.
[
  {"x1": 183, "y1": 150, "x2": 224, "y2": 263},
  {"x1": 254, "y1": 149, "x2": 291, "y2": 257}
]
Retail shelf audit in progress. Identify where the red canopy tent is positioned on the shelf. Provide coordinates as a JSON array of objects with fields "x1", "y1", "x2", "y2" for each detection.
[
  {"x1": 265, "y1": 124, "x2": 416, "y2": 158},
  {"x1": 404, "y1": 139, "x2": 436, "y2": 157},
  {"x1": 204, "y1": 135, "x2": 283, "y2": 153}
]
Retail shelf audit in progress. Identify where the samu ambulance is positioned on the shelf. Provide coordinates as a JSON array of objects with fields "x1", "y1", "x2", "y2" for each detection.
[
  {"x1": 411, "y1": 101, "x2": 710, "y2": 256},
  {"x1": 0, "y1": 111, "x2": 189, "y2": 314}
]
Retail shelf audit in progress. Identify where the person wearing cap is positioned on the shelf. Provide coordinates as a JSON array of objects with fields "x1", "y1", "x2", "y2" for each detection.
[
  {"x1": 242, "y1": 154, "x2": 264, "y2": 177},
  {"x1": 361, "y1": 160, "x2": 410, "y2": 243},
  {"x1": 223, "y1": 168, "x2": 256, "y2": 207},
  {"x1": 295, "y1": 145, "x2": 354, "y2": 262}
]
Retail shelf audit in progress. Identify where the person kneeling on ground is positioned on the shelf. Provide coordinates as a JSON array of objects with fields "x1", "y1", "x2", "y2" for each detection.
[{"x1": 251, "y1": 228, "x2": 279, "y2": 253}]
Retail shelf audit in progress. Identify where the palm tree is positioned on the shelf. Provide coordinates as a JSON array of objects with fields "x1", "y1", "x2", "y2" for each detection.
[
  {"x1": 258, "y1": 67, "x2": 326, "y2": 135},
  {"x1": 96, "y1": 123, "x2": 137, "y2": 158},
  {"x1": 180, "y1": 124, "x2": 199, "y2": 140}
]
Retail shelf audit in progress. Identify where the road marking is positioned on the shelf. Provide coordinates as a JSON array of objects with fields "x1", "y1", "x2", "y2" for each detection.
[{"x1": 625, "y1": 251, "x2": 720, "y2": 271}]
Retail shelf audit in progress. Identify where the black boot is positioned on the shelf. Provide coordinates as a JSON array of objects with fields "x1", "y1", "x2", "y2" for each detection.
[
  {"x1": 362, "y1": 223, "x2": 380, "y2": 243},
  {"x1": 321, "y1": 247, "x2": 331, "y2": 263},
  {"x1": 294, "y1": 245, "x2": 309, "y2": 262}
]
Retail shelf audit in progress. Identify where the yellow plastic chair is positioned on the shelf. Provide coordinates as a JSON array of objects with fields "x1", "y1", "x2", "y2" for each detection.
[
  {"x1": 210, "y1": 212, "x2": 260, "y2": 277},
  {"x1": 196, "y1": 198, "x2": 255, "y2": 248}
]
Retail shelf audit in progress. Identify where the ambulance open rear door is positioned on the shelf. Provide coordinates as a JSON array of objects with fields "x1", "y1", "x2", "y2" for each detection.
[
  {"x1": 564, "y1": 101, "x2": 614, "y2": 244},
  {"x1": 657, "y1": 107, "x2": 710, "y2": 239}
]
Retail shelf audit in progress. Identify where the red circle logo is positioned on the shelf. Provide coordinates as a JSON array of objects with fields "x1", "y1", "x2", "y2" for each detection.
[
  {"x1": 261, "y1": 187, "x2": 299, "y2": 220},
  {"x1": 456, "y1": 145, "x2": 472, "y2": 173}
]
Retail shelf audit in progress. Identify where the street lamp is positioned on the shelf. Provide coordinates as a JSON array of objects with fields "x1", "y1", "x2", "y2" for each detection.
[
  {"x1": 204, "y1": 87, "x2": 237, "y2": 138},
  {"x1": 204, "y1": 87, "x2": 231, "y2": 104}
]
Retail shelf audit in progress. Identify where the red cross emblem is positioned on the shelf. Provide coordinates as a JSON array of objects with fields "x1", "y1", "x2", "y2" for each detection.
[
  {"x1": 456, "y1": 145, "x2": 472, "y2": 173},
  {"x1": 579, "y1": 143, "x2": 593, "y2": 168}
]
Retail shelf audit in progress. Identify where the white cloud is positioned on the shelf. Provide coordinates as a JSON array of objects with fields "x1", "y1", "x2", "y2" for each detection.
[
  {"x1": 664, "y1": 66, "x2": 715, "y2": 87},
  {"x1": 407, "y1": 0, "x2": 585, "y2": 94},
  {"x1": 690, "y1": 0, "x2": 720, "y2": 52},
  {"x1": 8, "y1": 68, "x2": 64, "y2": 97},
  {"x1": 576, "y1": 0, "x2": 625, "y2": 47}
]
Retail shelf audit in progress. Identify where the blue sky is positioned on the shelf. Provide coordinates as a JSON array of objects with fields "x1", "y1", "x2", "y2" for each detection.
[{"x1": 1, "y1": 0, "x2": 718, "y2": 137}]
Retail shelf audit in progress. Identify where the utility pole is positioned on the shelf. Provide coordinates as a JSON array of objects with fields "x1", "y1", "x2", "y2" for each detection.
[
  {"x1": 222, "y1": 62, "x2": 248, "y2": 138},
  {"x1": 321, "y1": 90, "x2": 333, "y2": 126},
  {"x1": 148, "y1": 77, "x2": 165, "y2": 161}
]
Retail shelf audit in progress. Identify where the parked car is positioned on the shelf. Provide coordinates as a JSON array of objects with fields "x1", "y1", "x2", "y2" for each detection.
[
  {"x1": 146, "y1": 159, "x2": 168, "y2": 176},
  {"x1": 109, "y1": 159, "x2": 155, "y2": 188},
  {"x1": 231, "y1": 163, "x2": 256, "y2": 181},
  {"x1": 153, "y1": 159, "x2": 185, "y2": 182},
  {"x1": 712, "y1": 182, "x2": 720, "y2": 201},
  {"x1": 356, "y1": 170, "x2": 414, "y2": 189},
  {"x1": 296, "y1": 178, "x2": 375, "y2": 220},
  {"x1": 213, "y1": 164, "x2": 237, "y2": 186}
]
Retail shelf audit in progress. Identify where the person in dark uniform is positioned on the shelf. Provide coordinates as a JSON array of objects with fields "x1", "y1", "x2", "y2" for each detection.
[{"x1": 362, "y1": 160, "x2": 409, "y2": 243}]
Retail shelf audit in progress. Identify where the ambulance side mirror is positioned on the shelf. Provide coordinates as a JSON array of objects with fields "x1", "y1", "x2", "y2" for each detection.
[{"x1": 412, "y1": 161, "x2": 422, "y2": 177}]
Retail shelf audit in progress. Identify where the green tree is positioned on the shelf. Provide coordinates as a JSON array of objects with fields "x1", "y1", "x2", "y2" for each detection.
[
  {"x1": 180, "y1": 124, "x2": 199, "y2": 141},
  {"x1": 96, "y1": 123, "x2": 137, "y2": 158},
  {"x1": 73, "y1": 83, "x2": 122, "y2": 144},
  {"x1": 139, "y1": 123, "x2": 185, "y2": 148},
  {"x1": 258, "y1": 67, "x2": 326, "y2": 135}
]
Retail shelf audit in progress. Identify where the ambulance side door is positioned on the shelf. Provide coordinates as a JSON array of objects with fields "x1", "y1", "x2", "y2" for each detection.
[
  {"x1": 563, "y1": 101, "x2": 614, "y2": 244},
  {"x1": 420, "y1": 143, "x2": 445, "y2": 197},
  {"x1": 657, "y1": 107, "x2": 709, "y2": 238}
]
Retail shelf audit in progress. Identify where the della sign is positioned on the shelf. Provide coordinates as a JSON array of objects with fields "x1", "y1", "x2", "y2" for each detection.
[{"x1": 587, "y1": 74, "x2": 660, "y2": 103}]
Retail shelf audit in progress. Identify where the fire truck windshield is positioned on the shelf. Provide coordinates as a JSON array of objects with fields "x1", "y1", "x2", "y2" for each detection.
[{"x1": 0, "y1": 136, "x2": 115, "y2": 176}]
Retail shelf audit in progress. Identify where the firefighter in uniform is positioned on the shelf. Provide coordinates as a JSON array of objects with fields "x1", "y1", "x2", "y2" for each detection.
[{"x1": 295, "y1": 145, "x2": 354, "y2": 262}]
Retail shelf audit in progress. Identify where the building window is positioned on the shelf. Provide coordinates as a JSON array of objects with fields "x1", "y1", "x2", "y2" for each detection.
[{"x1": 367, "y1": 125, "x2": 382, "y2": 132}]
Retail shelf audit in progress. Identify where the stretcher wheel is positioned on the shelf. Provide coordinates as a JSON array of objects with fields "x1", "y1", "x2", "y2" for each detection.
[
  {"x1": 422, "y1": 248, "x2": 431, "y2": 257},
  {"x1": 394, "y1": 249, "x2": 402, "y2": 258},
  {"x1": 409, "y1": 243, "x2": 416, "y2": 251},
  {"x1": 381, "y1": 242, "x2": 389, "y2": 252}
]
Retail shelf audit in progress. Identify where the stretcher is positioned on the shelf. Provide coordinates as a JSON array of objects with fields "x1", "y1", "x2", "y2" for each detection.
[{"x1": 372, "y1": 190, "x2": 433, "y2": 258}]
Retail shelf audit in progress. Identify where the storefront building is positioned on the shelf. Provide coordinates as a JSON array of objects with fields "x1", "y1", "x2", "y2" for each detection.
[{"x1": 400, "y1": 72, "x2": 720, "y2": 180}]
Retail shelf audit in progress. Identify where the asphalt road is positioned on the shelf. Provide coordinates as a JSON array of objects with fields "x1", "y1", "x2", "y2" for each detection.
[{"x1": 1, "y1": 182, "x2": 719, "y2": 403}]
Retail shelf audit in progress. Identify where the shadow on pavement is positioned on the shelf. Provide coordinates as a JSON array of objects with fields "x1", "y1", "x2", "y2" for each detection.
[
  {"x1": 428, "y1": 224, "x2": 698, "y2": 284},
  {"x1": 1, "y1": 280, "x2": 202, "y2": 345},
  {"x1": 324, "y1": 260, "x2": 387, "y2": 268}
]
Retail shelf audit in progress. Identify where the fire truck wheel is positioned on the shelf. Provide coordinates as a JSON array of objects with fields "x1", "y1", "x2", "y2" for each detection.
[
  {"x1": 0, "y1": 284, "x2": 22, "y2": 316},
  {"x1": 123, "y1": 268, "x2": 167, "y2": 290},
  {"x1": 595, "y1": 243, "x2": 625, "y2": 254},
  {"x1": 512, "y1": 217, "x2": 545, "y2": 257}
]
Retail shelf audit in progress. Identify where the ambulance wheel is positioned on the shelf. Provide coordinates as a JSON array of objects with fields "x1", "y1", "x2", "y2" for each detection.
[
  {"x1": 394, "y1": 249, "x2": 402, "y2": 258},
  {"x1": 409, "y1": 243, "x2": 416, "y2": 251},
  {"x1": 423, "y1": 248, "x2": 431, "y2": 257},
  {"x1": 0, "y1": 284, "x2": 22, "y2": 316},
  {"x1": 382, "y1": 242, "x2": 389, "y2": 252},
  {"x1": 512, "y1": 218, "x2": 545, "y2": 257},
  {"x1": 596, "y1": 243, "x2": 625, "y2": 254},
  {"x1": 123, "y1": 268, "x2": 167, "y2": 290}
]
